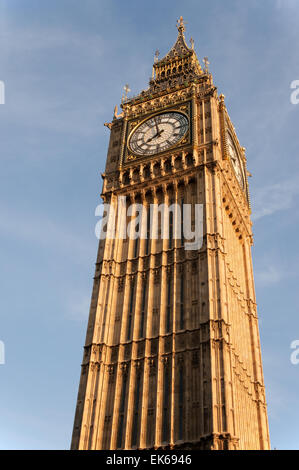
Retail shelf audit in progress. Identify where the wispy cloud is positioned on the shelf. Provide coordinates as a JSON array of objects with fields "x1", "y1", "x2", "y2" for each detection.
[
  {"x1": 276, "y1": 0, "x2": 299, "y2": 10},
  {"x1": 0, "y1": 202, "x2": 95, "y2": 263},
  {"x1": 255, "y1": 265, "x2": 285, "y2": 286},
  {"x1": 0, "y1": 25, "x2": 107, "y2": 136},
  {"x1": 1, "y1": 26, "x2": 105, "y2": 58},
  {"x1": 252, "y1": 176, "x2": 299, "y2": 221}
]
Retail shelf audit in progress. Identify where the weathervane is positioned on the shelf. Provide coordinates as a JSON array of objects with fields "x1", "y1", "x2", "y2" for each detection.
[
  {"x1": 176, "y1": 16, "x2": 186, "y2": 33},
  {"x1": 203, "y1": 56, "x2": 210, "y2": 73}
]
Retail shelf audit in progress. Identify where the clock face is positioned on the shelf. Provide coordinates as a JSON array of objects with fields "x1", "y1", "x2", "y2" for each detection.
[
  {"x1": 226, "y1": 131, "x2": 244, "y2": 189},
  {"x1": 128, "y1": 112, "x2": 189, "y2": 156}
]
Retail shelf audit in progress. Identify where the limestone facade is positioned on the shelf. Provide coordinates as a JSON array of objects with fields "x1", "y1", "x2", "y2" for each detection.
[{"x1": 71, "y1": 20, "x2": 270, "y2": 451}]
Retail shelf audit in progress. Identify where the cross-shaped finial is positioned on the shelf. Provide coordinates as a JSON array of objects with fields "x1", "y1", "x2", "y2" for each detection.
[
  {"x1": 154, "y1": 49, "x2": 160, "y2": 63},
  {"x1": 121, "y1": 84, "x2": 131, "y2": 103},
  {"x1": 124, "y1": 84, "x2": 131, "y2": 96},
  {"x1": 177, "y1": 16, "x2": 186, "y2": 33},
  {"x1": 203, "y1": 57, "x2": 210, "y2": 73}
]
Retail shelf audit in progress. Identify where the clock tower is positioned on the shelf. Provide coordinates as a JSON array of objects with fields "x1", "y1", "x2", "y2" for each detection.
[{"x1": 71, "y1": 18, "x2": 270, "y2": 450}]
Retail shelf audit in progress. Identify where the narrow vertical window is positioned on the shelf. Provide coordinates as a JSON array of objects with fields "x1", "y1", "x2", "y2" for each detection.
[
  {"x1": 162, "y1": 366, "x2": 170, "y2": 442},
  {"x1": 180, "y1": 275, "x2": 184, "y2": 330},
  {"x1": 117, "y1": 373, "x2": 128, "y2": 448},
  {"x1": 134, "y1": 223, "x2": 139, "y2": 258},
  {"x1": 166, "y1": 278, "x2": 171, "y2": 333},
  {"x1": 131, "y1": 374, "x2": 141, "y2": 446},
  {"x1": 168, "y1": 201, "x2": 173, "y2": 249},
  {"x1": 139, "y1": 281, "x2": 147, "y2": 338},
  {"x1": 145, "y1": 207, "x2": 151, "y2": 255},
  {"x1": 127, "y1": 279, "x2": 135, "y2": 340},
  {"x1": 181, "y1": 197, "x2": 184, "y2": 246},
  {"x1": 178, "y1": 367, "x2": 184, "y2": 440}
]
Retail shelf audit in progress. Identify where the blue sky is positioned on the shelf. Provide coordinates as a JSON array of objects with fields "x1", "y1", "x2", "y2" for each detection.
[{"x1": 0, "y1": 0, "x2": 298, "y2": 450}]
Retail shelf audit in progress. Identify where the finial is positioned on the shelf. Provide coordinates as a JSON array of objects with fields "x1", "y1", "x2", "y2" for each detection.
[
  {"x1": 219, "y1": 93, "x2": 225, "y2": 103},
  {"x1": 177, "y1": 16, "x2": 186, "y2": 33},
  {"x1": 154, "y1": 49, "x2": 160, "y2": 63},
  {"x1": 203, "y1": 57, "x2": 210, "y2": 73},
  {"x1": 190, "y1": 37, "x2": 194, "y2": 50},
  {"x1": 123, "y1": 84, "x2": 131, "y2": 99},
  {"x1": 121, "y1": 84, "x2": 131, "y2": 104}
]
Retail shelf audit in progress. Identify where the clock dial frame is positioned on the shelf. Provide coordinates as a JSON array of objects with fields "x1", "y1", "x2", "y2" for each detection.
[
  {"x1": 128, "y1": 111, "x2": 189, "y2": 157},
  {"x1": 226, "y1": 131, "x2": 245, "y2": 190}
]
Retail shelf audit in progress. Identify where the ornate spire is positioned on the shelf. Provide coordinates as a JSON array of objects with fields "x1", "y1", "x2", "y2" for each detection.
[
  {"x1": 155, "y1": 16, "x2": 192, "y2": 65},
  {"x1": 122, "y1": 18, "x2": 208, "y2": 106},
  {"x1": 151, "y1": 16, "x2": 203, "y2": 86}
]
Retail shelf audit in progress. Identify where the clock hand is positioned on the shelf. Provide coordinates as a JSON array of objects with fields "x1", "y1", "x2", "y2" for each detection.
[
  {"x1": 154, "y1": 117, "x2": 159, "y2": 134},
  {"x1": 156, "y1": 129, "x2": 164, "y2": 138},
  {"x1": 145, "y1": 129, "x2": 164, "y2": 143}
]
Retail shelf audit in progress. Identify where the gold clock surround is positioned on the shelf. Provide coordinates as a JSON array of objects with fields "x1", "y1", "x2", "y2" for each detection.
[
  {"x1": 122, "y1": 102, "x2": 192, "y2": 164},
  {"x1": 128, "y1": 110, "x2": 189, "y2": 156}
]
